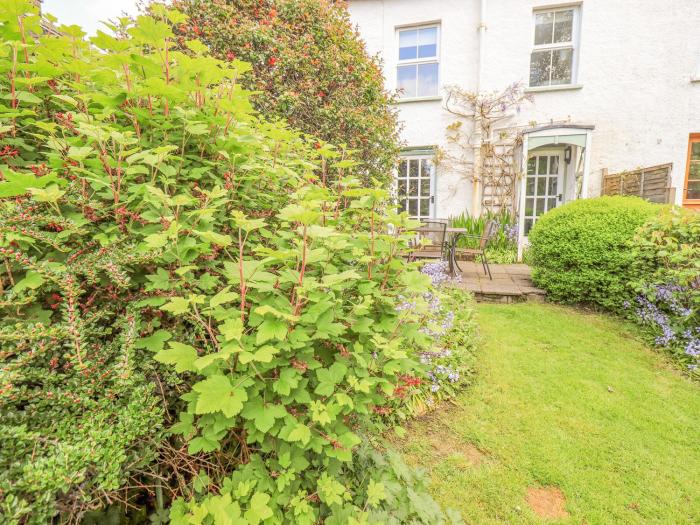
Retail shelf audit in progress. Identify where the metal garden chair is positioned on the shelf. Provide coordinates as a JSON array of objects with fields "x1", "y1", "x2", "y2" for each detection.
[
  {"x1": 453, "y1": 219, "x2": 498, "y2": 280},
  {"x1": 408, "y1": 221, "x2": 448, "y2": 262}
]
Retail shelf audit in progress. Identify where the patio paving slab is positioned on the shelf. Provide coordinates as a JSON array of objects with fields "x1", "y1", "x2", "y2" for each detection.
[{"x1": 457, "y1": 263, "x2": 545, "y2": 303}]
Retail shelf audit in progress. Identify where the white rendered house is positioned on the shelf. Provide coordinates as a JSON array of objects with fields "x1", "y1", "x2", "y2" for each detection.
[{"x1": 347, "y1": 0, "x2": 700, "y2": 255}]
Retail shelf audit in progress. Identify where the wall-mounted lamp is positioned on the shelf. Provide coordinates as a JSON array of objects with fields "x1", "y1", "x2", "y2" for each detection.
[{"x1": 564, "y1": 146, "x2": 572, "y2": 165}]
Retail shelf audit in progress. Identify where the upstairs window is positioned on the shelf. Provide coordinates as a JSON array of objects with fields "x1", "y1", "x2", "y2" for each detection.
[
  {"x1": 397, "y1": 25, "x2": 439, "y2": 99},
  {"x1": 529, "y1": 7, "x2": 580, "y2": 87}
]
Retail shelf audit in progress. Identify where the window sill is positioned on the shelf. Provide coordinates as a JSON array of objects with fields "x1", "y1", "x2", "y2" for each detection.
[
  {"x1": 396, "y1": 96, "x2": 443, "y2": 104},
  {"x1": 525, "y1": 84, "x2": 583, "y2": 93}
]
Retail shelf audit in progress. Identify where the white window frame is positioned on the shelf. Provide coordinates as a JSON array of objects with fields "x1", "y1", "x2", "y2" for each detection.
[
  {"x1": 395, "y1": 153, "x2": 436, "y2": 220},
  {"x1": 529, "y1": 5, "x2": 581, "y2": 88},
  {"x1": 396, "y1": 23, "x2": 441, "y2": 101}
]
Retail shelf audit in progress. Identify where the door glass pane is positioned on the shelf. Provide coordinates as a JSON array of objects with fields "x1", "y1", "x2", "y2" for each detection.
[
  {"x1": 525, "y1": 198, "x2": 534, "y2": 216},
  {"x1": 534, "y1": 12, "x2": 554, "y2": 45},
  {"x1": 417, "y1": 27, "x2": 438, "y2": 58},
  {"x1": 408, "y1": 199, "x2": 418, "y2": 216},
  {"x1": 550, "y1": 48, "x2": 573, "y2": 85},
  {"x1": 549, "y1": 155, "x2": 560, "y2": 174},
  {"x1": 419, "y1": 198, "x2": 429, "y2": 217},
  {"x1": 417, "y1": 63, "x2": 439, "y2": 97},
  {"x1": 420, "y1": 159, "x2": 432, "y2": 177},
  {"x1": 548, "y1": 177, "x2": 558, "y2": 194},
  {"x1": 548, "y1": 197, "x2": 557, "y2": 209},
  {"x1": 397, "y1": 180, "x2": 406, "y2": 196},
  {"x1": 537, "y1": 156, "x2": 548, "y2": 175},
  {"x1": 553, "y1": 10, "x2": 574, "y2": 43},
  {"x1": 409, "y1": 179, "x2": 418, "y2": 196},
  {"x1": 399, "y1": 29, "x2": 418, "y2": 60},
  {"x1": 409, "y1": 159, "x2": 419, "y2": 178},
  {"x1": 537, "y1": 177, "x2": 547, "y2": 195},
  {"x1": 527, "y1": 157, "x2": 536, "y2": 175},
  {"x1": 526, "y1": 177, "x2": 535, "y2": 196},
  {"x1": 524, "y1": 218, "x2": 534, "y2": 235},
  {"x1": 397, "y1": 65, "x2": 417, "y2": 98},
  {"x1": 529, "y1": 50, "x2": 551, "y2": 87},
  {"x1": 536, "y1": 198, "x2": 546, "y2": 215},
  {"x1": 420, "y1": 178, "x2": 430, "y2": 196}
]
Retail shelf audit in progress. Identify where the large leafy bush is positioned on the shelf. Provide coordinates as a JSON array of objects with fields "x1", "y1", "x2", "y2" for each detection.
[
  {"x1": 627, "y1": 208, "x2": 700, "y2": 374},
  {"x1": 0, "y1": 2, "x2": 463, "y2": 523},
  {"x1": 528, "y1": 196, "x2": 660, "y2": 311},
  {"x1": 164, "y1": 0, "x2": 400, "y2": 186}
]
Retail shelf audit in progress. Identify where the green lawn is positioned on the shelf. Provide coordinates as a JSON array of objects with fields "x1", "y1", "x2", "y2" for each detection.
[{"x1": 397, "y1": 303, "x2": 700, "y2": 524}]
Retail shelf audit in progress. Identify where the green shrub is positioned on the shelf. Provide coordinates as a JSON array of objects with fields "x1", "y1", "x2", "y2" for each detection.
[
  {"x1": 627, "y1": 208, "x2": 700, "y2": 374},
  {"x1": 0, "y1": 3, "x2": 460, "y2": 523},
  {"x1": 528, "y1": 196, "x2": 660, "y2": 311},
  {"x1": 164, "y1": 0, "x2": 401, "y2": 186}
]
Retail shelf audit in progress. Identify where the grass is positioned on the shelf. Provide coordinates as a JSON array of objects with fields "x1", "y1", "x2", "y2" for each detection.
[{"x1": 395, "y1": 303, "x2": 700, "y2": 524}]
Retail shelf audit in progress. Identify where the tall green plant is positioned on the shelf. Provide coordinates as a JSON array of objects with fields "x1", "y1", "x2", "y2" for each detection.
[{"x1": 0, "y1": 2, "x2": 459, "y2": 523}]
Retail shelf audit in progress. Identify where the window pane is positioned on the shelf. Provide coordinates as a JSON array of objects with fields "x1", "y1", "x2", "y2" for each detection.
[
  {"x1": 548, "y1": 177, "x2": 558, "y2": 195},
  {"x1": 548, "y1": 197, "x2": 557, "y2": 209},
  {"x1": 525, "y1": 198, "x2": 534, "y2": 216},
  {"x1": 526, "y1": 177, "x2": 535, "y2": 196},
  {"x1": 418, "y1": 27, "x2": 438, "y2": 58},
  {"x1": 409, "y1": 179, "x2": 418, "y2": 196},
  {"x1": 409, "y1": 199, "x2": 418, "y2": 216},
  {"x1": 398, "y1": 160, "x2": 407, "y2": 177},
  {"x1": 549, "y1": 156, "x2": 560, "y2": 174},
  {"x1": 687, "y1": 180, "x2": 700, "y2": 199},
  {"x1": 397, "y1": 180, "x2": 406, "y2": 197},
  {"x1": 417, "y1": 63, "x2": 439, "y2": 96},
  {"x1": 550, "y1": 48, "x2": 573, "y2": 85},
  {"x1": 534, "y1": 12, "x2": 554, "y2": 45},
  {"x1": 419, "y1": 198, "x2": 429, "y2": 217},
  {"x1": 409, "y1": 159, "x2": 419, "y2": 178},
  {"x1": 420, "y1": 159, "x2": 433, "y2": 177},
  {"x1": 420, "y1": 178, "x2": 430, "y2": 196},
  {"x1": 530, "y1": 50, "x2": 551, "y2": 87},
  {"x1": 553, "y1": 10, "x2": 574, "y2": 43},
  {"x1": 691, "y1": 142, "x2": 700, "y2": 159},
  {"x1": 397, "y1": 65, "x2": 417, "y2": 98},
  {"x1": 399, "y1": 29, "x2": 417, "y2": 60},
  {"x1": 537, "y1": 156, "x2": 548, "y2": 175},
  {"x1": 527, "y1": 157, "x2": 536, "y2": 175}
]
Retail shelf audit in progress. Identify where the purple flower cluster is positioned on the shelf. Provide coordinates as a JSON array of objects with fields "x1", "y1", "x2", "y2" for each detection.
[
  {"x1": 421, "y1": 260, "x2": 462, "y2": 287},
  {"x1": 426, "y1": 364, "x2": 460, "y2": 392}
]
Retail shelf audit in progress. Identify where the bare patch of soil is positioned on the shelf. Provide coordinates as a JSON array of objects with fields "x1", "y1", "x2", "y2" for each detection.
[
  {"x1": 526, "y1": 486, "x2": 569, "y2": 520},
  {"x1": 426, "y1": 433, "x2": 486, "y2": 466}
]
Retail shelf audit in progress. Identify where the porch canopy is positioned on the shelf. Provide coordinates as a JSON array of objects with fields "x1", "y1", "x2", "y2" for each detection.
[{"x1": 516, "y1": 124, "x2": 594, "y2": 261}]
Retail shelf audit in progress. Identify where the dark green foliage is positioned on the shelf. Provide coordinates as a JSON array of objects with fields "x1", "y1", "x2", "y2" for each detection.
[
  {"x1": 528, "y1": 196, "x2": 661, "y2": 311},
  {"x1": 166, "y1": 0, "x2": 401, "y2": 186}
]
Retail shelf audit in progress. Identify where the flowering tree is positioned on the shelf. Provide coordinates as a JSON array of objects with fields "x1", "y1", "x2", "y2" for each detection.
[{"x1": 163, "y1": 0, "x2": 401, "y2": 186}]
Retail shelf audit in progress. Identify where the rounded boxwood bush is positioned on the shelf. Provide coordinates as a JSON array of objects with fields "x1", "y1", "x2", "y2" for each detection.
[{"x1": 528, "y1": 196, "x2": 661, "y2": 311}]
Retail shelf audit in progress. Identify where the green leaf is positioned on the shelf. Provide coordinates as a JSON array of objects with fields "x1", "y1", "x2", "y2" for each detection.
[
  {"x1": 287, "y1": 423, "x2": 311, "y2": 445},
  {"x1": 134, "y1": 330, "x2": 172, "y2": 352},
  {"x1": 244, "y1": 492, "x2": 273, "y2": 525},
  {"x1": 161, "y1": 296, "x2": 190, "y2": 315},
  {"x1": 210, "y1": 286, "x2": 238, "y2": 308},
  {"x1": 366, "y1": 480, "x2": 386, "y2": 507},
  {"x1": 13, "y1": 271, "x2": 44, "y2": 293},
  {"x1": 193, "y1": 375, "x2": 247, "y2": 418},
  {"x1": 256, "y1": 318, "x2": 287, "y2": 344},
  {"x1": 219, "y1": 317, "x2": 243, "y2": 342},
  {"x1": 154, "y1": 342, "x2": 197, "y2": 372}
]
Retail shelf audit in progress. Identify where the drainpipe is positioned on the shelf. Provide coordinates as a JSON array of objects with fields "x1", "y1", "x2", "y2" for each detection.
[{"x1": 471, "y1": 0, "x2": 487, "y2": 216}]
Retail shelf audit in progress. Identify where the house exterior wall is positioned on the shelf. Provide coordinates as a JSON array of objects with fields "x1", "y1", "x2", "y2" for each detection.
[{"x1": 347, "y1": 0, "x2": 700, "y2": 218}]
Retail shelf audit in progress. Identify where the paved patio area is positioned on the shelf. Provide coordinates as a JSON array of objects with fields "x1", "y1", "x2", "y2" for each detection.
[{"x1": 456, "y1": 262, "x2": 546, "y2": 303}]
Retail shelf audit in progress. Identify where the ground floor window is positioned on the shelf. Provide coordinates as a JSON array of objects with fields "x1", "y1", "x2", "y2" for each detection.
[
  {"x1": 684, "y1": 134, "x2": 700, "y2": 203},
  {"x1": 524, "y1": 152, "x2": 563, "y2": 234},
  {"x1": 396, "y1": 155, "x2": 435, "y2": 219}
]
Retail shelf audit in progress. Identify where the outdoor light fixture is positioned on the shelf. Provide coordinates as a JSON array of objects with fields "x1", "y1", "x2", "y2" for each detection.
[{"x1": 564, "y1": 146, "x2": 572, "y2": 164}]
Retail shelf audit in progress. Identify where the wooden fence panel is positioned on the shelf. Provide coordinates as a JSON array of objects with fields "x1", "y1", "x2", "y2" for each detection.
[{"x1": 601, "y1": 163, "x2": 674, "y2": 203}]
